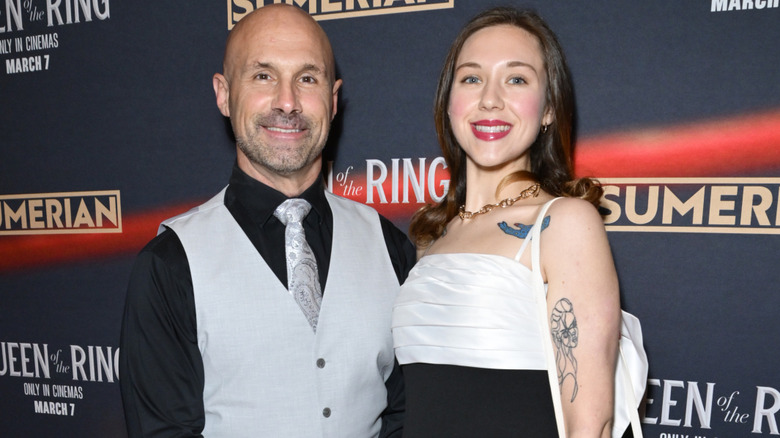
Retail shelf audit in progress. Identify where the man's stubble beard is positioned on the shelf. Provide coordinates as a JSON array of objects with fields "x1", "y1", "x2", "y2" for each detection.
[{"x1": 236, "y1": 111, "x2": 329, "y2": 176}]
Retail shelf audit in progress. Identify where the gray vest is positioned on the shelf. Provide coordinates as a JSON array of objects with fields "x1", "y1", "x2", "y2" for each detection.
[{"x1": 163, "y1": 188, "x2": 399, "y2": 438}]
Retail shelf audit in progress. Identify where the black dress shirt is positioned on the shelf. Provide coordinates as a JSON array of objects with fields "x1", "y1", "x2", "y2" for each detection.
[{"x1": 120, "y1": 164, "x2": 415, "y2": 438}]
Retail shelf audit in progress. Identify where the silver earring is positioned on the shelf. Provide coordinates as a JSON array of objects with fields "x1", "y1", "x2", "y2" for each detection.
[{"x1": 542, "y1": 124, "x2": 548, "y2": 133}]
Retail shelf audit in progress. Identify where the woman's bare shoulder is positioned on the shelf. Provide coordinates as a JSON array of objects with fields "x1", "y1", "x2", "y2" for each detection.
[{"x1": 545, "y1": 196, "x2": 604, "y2": 230}]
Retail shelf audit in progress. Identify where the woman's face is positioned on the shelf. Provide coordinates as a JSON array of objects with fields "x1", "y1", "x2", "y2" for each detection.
[{"x1": 448, "y1": 24, "x2": 552, "y2": 172}]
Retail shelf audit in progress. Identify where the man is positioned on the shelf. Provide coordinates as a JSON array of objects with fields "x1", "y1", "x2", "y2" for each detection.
[{"x1": 119, "y1": 5, "x2": 413, "y2": 437}]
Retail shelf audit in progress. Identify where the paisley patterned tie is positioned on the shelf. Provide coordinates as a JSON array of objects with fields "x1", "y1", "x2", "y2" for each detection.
[{"x1": 274, "y1": 199, "x2": 322, "y2": 332}]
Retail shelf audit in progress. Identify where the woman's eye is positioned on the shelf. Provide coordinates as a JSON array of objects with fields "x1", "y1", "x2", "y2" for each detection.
[
  {"x1": 508, "y1": 77, "x2": 526, "y2": 85},
  {"x1": 462, "y1": 76, "x2": 480, "y2": 84}
]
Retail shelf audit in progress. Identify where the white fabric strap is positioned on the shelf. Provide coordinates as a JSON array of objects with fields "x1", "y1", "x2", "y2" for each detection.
[
  {"x1": 274, "y1": 198, "x2": 323, "y2": 332},
  {"x1": 512, "y1": 231, "x2": 533, "y2": 262}
]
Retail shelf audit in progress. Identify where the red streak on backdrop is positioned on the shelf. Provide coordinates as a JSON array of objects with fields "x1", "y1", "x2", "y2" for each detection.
[
  {"x1": 0, "y1": 203, "x2": 199, "y2": 273},
  {"x1": 574, "y1": 110, "x2": 780, "y2": 177},
  {"x1": 2, "y1": 109, "x2": 779, "y2": 272}
]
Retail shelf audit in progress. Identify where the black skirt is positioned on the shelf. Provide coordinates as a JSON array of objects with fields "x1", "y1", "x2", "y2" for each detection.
[{"x1": 401, "y1": 363, "x2": 559, "y2": 438}]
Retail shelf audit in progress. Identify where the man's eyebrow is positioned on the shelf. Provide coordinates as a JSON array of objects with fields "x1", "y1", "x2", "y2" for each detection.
[
  {"x1": 300, "y1": 63, "x2": 326, "y2": 75},
  {"x1": 246, "y1": 61, "x2": 326, "y2": 75},
  {"x1": 249, "y1": 61, "x2": 272, "y2": 70}
]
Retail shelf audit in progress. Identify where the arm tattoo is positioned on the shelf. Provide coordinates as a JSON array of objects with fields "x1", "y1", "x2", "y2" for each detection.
[
  {"x1": 497, "y1": 215, "x2": 550, "y2": 239},
  {"x1": 551, "y1": 298, "x2": 579, "y2": 402}
]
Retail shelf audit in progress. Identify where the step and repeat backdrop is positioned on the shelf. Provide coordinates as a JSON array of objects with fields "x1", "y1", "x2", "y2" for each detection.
[{"x1": 1, "y1": 1, "x2": 779, "y2": 436}]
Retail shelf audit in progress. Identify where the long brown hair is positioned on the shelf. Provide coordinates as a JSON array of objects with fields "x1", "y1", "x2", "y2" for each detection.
[{"x1": 409, "y1": 7, "x2": 602, "y2": 248}]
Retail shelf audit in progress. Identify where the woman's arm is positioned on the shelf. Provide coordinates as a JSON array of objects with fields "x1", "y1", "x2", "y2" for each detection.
[{"x1": 541, "y1": 197, "x2": 621, "y2": 438}]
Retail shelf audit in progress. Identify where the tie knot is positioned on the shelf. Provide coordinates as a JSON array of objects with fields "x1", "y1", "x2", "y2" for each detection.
[{"x1": 274, "y1": 198, "x2": 312, "y2": 225}]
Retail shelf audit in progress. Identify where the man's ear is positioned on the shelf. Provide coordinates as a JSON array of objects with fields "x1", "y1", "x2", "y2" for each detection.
[
  {"x1": 213, "y1": 73, "x2": 230, "y2": 117},
  {"x1": 330, "y1": 78, "x2": 343, "y2": 121}
]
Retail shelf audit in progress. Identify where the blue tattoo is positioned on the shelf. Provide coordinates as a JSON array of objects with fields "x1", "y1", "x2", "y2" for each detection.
[{"x1": 498, "y1": 215, "x2": 550, "y2": 239}]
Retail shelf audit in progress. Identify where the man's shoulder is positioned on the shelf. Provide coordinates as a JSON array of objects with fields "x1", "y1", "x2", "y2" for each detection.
[
  {"x1": 162, "y1": 187, "x2": 228, "y2": 231},
  {"x1": 137, "y1": 227, "x2": 187, "y2": 266},
  {"x1": 325, "y1": 191, "x2": 387, "y2": 228},
  {"x1": 324, "y1": 191, "x2": 408, "y2": 239},
  {"x1": 324, "y1": 191, "x2": 376, "y2": 213}
]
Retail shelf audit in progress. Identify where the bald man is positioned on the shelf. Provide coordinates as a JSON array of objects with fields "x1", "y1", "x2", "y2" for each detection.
[{"x1": 119, "y1": 5, "x2": 412, "y2": 437}]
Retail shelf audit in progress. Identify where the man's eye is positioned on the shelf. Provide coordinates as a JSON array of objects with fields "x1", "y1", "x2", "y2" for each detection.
[
  {"x1": 256, "y1": 73, "x2": 270, "y2": 80},
  {"x1": 300, "y1": 76, "x2": 317, "y2": 84}
]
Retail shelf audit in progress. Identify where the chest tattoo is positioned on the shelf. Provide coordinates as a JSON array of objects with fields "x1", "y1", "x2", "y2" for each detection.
[{"x1": 497, "y1": 215, "x2": 550, "y2": 239}]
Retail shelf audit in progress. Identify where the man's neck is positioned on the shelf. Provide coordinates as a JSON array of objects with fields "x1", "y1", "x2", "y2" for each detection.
[{"x1": 236, "y1": 153, "x2": 322, "y2": 197}]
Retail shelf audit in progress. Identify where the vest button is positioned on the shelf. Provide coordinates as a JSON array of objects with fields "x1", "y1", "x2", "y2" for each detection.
[
  {"x1": 322, "y1": 407, "x2": 331, "y2": 418},
  {"x1": 316, "y1": 358, "x2": 326, "y2": 368}
]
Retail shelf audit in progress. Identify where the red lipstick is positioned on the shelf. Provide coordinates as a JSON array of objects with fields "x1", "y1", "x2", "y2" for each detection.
[{"x1": 471, "y1": 120, "x2": 512, "y2": 141}]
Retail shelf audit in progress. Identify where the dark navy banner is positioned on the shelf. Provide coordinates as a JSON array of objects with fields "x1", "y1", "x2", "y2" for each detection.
[{"x1": 2, "y1": 1, "x2": 779, "y2": 436}]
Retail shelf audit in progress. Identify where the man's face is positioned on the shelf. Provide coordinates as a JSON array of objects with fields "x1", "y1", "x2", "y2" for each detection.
[{"x1": 215, "y1": 8, "x2": 341, "y2": 181}]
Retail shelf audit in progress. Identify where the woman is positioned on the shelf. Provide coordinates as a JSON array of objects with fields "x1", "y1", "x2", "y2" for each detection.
[{"x1": 392, "y1": 7, "x2": 623, "y2": 437}]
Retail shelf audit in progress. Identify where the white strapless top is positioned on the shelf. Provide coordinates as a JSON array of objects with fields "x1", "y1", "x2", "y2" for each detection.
[{"x1": 392, "y1": 252, "x2": 548, "y2": 371}]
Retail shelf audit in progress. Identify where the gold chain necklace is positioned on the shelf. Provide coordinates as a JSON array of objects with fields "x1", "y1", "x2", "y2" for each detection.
[{"x1": 458, "y1": 182, "x2": 540, "y2": 220}]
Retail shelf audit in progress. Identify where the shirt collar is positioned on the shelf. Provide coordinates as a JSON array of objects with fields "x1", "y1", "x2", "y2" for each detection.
[{"x1": 226, "y1": 163, "x2": 328, "y2": 227}]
